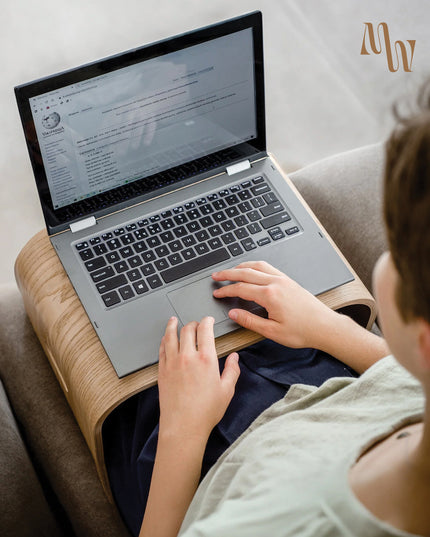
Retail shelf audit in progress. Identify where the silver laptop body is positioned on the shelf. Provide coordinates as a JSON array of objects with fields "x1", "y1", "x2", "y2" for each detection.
[{"x1": 15, "y1": 11, "x2": 353, "y2": 377}]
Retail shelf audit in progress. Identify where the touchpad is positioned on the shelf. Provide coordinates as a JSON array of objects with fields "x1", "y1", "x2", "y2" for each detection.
[{"x1": 167, "y1": 277, "x2": 228, "y2": 325}]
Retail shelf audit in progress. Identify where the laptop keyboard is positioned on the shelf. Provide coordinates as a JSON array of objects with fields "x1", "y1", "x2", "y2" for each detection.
[{"x1": 74, "y1": 176, "x2": 300, "y2": 308}]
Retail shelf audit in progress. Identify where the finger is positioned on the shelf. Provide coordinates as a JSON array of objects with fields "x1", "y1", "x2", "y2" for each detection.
[
  {"x1": 212, "y1": 266, "x2": 273, "y2": 286},
  {"x1": 233, "y1": 260, "x2": 284, "y2": 276},
  {"x1": 196, "y1": 316, "x2": 216, "y2": 358},
  {"x1": 179, "y1": 321, "x2": 199, "y2": 354},
  {"x1": 158, "y1": 335, "x2": 166, "y2": 363},
  {"x1": 213, "y1": 281, "x2": 267, "y2": 304},
  {"x1": 228, "y1": 308, "x2": 274, "y2": 337},
  {"x1": 220, "y1": 352, "x2": 241, "y2": 399},
  {"x1": 164, "y1": 316, "x2": 179, "y2": 358}
]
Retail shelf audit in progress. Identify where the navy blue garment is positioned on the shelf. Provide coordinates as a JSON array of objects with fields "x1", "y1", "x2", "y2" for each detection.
[{"x1": 103, "y1": 340, "x2": 357, "y2": 536}]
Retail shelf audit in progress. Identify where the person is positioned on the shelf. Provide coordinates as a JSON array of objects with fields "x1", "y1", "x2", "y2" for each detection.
[{"x1": 106, "y1": 85, "x2": 430, "y2": 537}]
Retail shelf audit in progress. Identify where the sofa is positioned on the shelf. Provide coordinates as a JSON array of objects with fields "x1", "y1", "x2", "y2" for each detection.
[{"x1": 0, "y1": 143, "x2": 386, "y2": 536}]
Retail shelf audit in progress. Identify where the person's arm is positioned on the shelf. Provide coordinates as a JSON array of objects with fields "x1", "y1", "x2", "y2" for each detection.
[
  {"x1": 139, "y1": 316, "x2": 240, "y2": 537},
  {"x1": 212, "y1": 261, "x2": 389, "y2": 374}
]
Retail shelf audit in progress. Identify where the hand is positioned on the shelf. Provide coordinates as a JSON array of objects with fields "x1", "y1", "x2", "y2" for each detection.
[
  {"x1": 157, "y1": 316, "x2": 240, "y2": 441},
  {"x1": 212, "y1": 260, "x2": 339, "y2": 350}
]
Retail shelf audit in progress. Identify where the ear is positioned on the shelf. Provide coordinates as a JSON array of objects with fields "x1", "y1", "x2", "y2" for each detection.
[{"x1": 417, "y1": 319, "x2": 430, "y2": 370}]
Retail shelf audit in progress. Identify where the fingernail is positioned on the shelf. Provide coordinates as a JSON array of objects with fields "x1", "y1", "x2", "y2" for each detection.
[
  {"x1": 231, "y1": 352, "x2": 239, "y2": 362},
  {"x1": 212, "y1": 271, "x2": 218, "y2": 277},
  {"x1": 229, "y1": 310, "x2": 238, "y2": 321}
]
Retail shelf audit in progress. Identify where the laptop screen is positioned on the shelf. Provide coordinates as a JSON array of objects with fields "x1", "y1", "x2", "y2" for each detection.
[{"x1": 15, "y1": 12, "x2": 265, "y2": 233}]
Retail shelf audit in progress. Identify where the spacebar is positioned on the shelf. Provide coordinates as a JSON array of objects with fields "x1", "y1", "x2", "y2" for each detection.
[{"x1": 160, "y1": 248, "x2": 230, "y2": 284}]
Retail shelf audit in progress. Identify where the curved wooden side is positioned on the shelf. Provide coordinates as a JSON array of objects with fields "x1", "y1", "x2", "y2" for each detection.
[{"x1": 14, "y1": 164, "x2": 377, "y2": 499}]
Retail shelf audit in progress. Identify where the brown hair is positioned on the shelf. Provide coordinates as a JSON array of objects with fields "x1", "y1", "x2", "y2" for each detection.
[{"x1": 384, "y1": 83, "x2": 430, "y2": 323}]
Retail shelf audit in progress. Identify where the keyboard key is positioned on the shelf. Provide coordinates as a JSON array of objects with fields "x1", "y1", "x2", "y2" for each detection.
[
  {"x1": 147, "y1": 236, "x2": 161, "y2": 248},
  {"x1": 168, "y1": 253, "x2": 183, "y2": 265},
  {"x1": 183, "y1": 235, "x2": 197, "y2": 247},
  {"x1": 169, "y1": 240, "x2": 183, "y2": 253},
  {"x1": 251, "y1": 184, "x2": 270, "y2": 195},
  {"x1": 187, "y1": 208, "x2": 201, "y2": 220},
  {"x1": 91, "y1": 266, "x2": 115, "y2": 282},
  {"x1": 208, "y1": 238, "x2": 222, "y2": 249},
  {"x1": 252, "y1": 176, "x2": 264, "y2": 184},
  {"x1": 234, "y1": 228, "x2": 249, "y2": 239},
  {"x1": 261, "y1": 212, "x2": 291, "y2": 229},
  {"x1": 161, "y1": 210, "x2": 172, "y2": 218},
  {"x1": 127, "y1": 269, "x2": 142, "y2": 282},
  {"x1": 134, "y1": 229, "x2": 148, "y2": 240},
  {"x1": 119, "y1": 246, "x2": 134, "y2": 258},
  {"x1": 230, "y1": 184, "x2": 241, "y2": 193},
  {"x1": 228, "y1": 243, "x2": 244, "y2": 257},
  {"x1": 213, "y1": 199, "x2": 227, "y2": 211},
  {"x1": 221, "y1": 220, "x2": 235, "y2": 232},
  {"x1": 226, "y1": 194, "x2": 240, "y2": 205},
  {"x1": 85, "y1": 257, "x2": 106, "y2": 272},
  {"x1": 257, "y1": 237, "x2": 271, "y2": 246},
  {"x1": 200, "y1": 204, "x2": 213, "y2": 215},
  {"x1": 141, "y1": 263, "x2": 156, "y2": 276},
  {"x1": 126, "y1": 223, "x2": 137, "y2": 231},
  {"x1": 120, "y1": 233, "x2": 135, "y2": 245},
  {"x1": 252, "y1": 196, "x2": 265, "y2": 208},
  {"x1": 182, "y1": 248, "x2": 196, "y2": 260},
  {"x1": 114, "y1": 227, "x2": 125, "y2": 236},
  {"x1": 137, "y1": 219, "x2": 149, "y2": 227},
  {"x1": 150, "y1": 214, "x2": 160, "y2": 222},
  {"x1": 247, "y1": 222, "x2": 262, "y2": 234},
  {"x1": 196, "y1": 230, "x2": 210, "y2": 242},
  {"x1": 263, "y1": 192, "x2": 278, "y2": 204},
  {"x1": 238, "y1": 190, "x2": 252, "y2": 201},
  {"x1": 268, "y1": 227, "x2": 285, "y2": 241},
  {"x1": 102, "y1": 232, "x2": 113, "y2": 240},
  {"x1": 238, "y1": 201, "x2": 252, "y2": 213},
  {"x1": 225, "y1": 206, "x2": 240, "y2": 218},
  {"x1": 133, "y1": 241, "x2": 147, "y2": 254},
  {"x1": 184, "y1": 202, "x2": 195, "y2": 210},
  {"x1": 79, "y1": 248, "x2": 94, "y2": 261},
  {"x1": 218, "y1": 189, "x2": 229, "y2": 197},
  {"x1": 196, "y1": 197, "x2": 207, "y2": 205},
  {"x1": 208, "y1": 225, "x2": 223, "y2": 237},
  {"x1": 107, "y1": 238, "x2": 122, "y2": 250},
  {"x1": 174, "y1": 213, "x2": 187, "y2": 225},
  {"x1": 161, "y1": 218, "x2": 175, "y2": 230},
  {"x1": 199, "y1": 216, "x2": 214, "y2": 227},
  {"x1": 261, "y1": 202, "x2": 284, "y2": 217},
  {"x1": 155, "y1": 245, "x2": 169, "y2": 257},
  {"x1": 102, "y1": 290, "x2": 121, "y2": 307},
  {"x1": 213, "y1": 211, "x2": 227, "y2": 223},
  {"x1": 133, "y1": 280, "x2": 149, "y2": 295},
  {"x1": 128, "y1": 255, "x2": 143, "y2": 268},
  {"x1": 93, "y1": 243, "x2": 108, "y2": 256},
  {"x1": 241, "y1": 180, "x2": 251, "y2": 188},
  {"x1": 119, "y1": 285, "x2": 135, "y2": 300},
  {"x1": 89, "y1": 237, "x2": 101, "y2": 245},
  {"x1": 241, "y1": 238, "x2": 257, "y2": 251},
  {"x1": 96, "y1": 274, "x2": 127, "y2": 294},
  {"x1": 114, "y1": 261, "x2": 129, "y2": 273},
  {"x1": 160, "y1": 231, "x2": 174, "y2": 243},
  {"x1": 234, "y1": 215, "x2": 249, "y2": 227},
  {"x1": 75, "y1": 241, "x2": 89, "y2": 251},
  {"x1": 195, "y1": 243, "x2": 210, "y2": 255},
  {"x1": 221, "y1": 233, "x2": 236, "y2": 245},
  {"x1": 173, "y1": 206, "x2": 184, "y2": 214},
  {"x1": 155, "y1": 258, "x2": 169, "y2": 270},
  {"x1": 106, "y1": 251, "x2": 121, "y2": 263},
  {"x1": 286, "y1": 226, "x2": 300, "y2": 235},
  {"x1": 142, "y1": 251, "x2": 156, "y2": 263},
  {"x1": 247, "y1": 210, "x2": 262, "y2": 222},
  {"x1": 147, "y1": 274, "x2": 163, "y2": 289},
  {"x1": 148, "y1": 223, "x2": 162, "y2": 235},
  {"x1": 160, "y1": 248, "x2": 231, "y2": 284},
  {"x1": 207, "y1": 193, "x2": 218, "y2": 201},
  {"x1": 186, "y1": 221, "x2": 201, "y2": 233},
  {"x1": 173, "y1": 226, "x2": 187, "y2": 238}
]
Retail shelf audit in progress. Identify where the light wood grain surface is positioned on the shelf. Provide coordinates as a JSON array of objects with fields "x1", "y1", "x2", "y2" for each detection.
[{"x1": 14, "y1": 162, "x2": 377, "y2": 499}]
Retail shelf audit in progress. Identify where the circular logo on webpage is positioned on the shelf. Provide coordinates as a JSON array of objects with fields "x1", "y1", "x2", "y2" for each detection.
[{"x1": 42, "y1": 112, "x2": 61, "y2": 129}]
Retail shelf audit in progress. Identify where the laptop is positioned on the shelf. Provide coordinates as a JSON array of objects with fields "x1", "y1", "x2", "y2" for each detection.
[{"x1": 15, "y1": 11, "x2": 353, "y2": 377}]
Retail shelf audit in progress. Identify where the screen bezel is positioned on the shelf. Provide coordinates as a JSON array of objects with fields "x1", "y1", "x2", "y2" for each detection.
[{"x1": 15, "y1": 11, "x2": 266, "y2": 235}]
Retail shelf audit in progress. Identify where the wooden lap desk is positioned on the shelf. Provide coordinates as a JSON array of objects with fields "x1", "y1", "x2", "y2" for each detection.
[{"x1": 15, "y1": 172, "x2": 377, "y2": 500}]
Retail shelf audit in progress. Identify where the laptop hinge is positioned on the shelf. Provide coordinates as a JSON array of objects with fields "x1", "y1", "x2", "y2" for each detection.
[
  {"x1": 69, "y1": 216, "x2": 97, "y2": 233},
  {"x1": 226, "y1": 159, "x2": 251, "y2": 176}
]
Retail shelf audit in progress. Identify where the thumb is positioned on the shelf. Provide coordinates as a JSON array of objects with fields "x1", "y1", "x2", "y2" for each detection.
[
  {"x1": 229, "y1": 308, "x2": 270, "y2": 336},
  {"x1": 220, "y1": 352, "x2": 240, "y2": 398}
]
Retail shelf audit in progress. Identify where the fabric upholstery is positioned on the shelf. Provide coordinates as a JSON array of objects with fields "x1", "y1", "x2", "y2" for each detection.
[
  {"x1": 0, "y1": 379, "x2": 64, "y2": 537},
  {"x1": 0, "y1": 284, "x2": 130, "y2": 537},
  {"x1": 290, "y1": 143, "x2": 387, "y2": 293}
]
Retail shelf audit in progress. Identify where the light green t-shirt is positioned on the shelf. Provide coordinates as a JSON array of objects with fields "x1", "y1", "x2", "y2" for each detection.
[{"x1": 179, "y1": 356, "x2": 424, "y2": 537}]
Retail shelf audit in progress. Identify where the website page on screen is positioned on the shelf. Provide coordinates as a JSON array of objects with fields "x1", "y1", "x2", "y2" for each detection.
[{"x1": 29, "y1": 28, "x2": 257, "y2": 210}]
